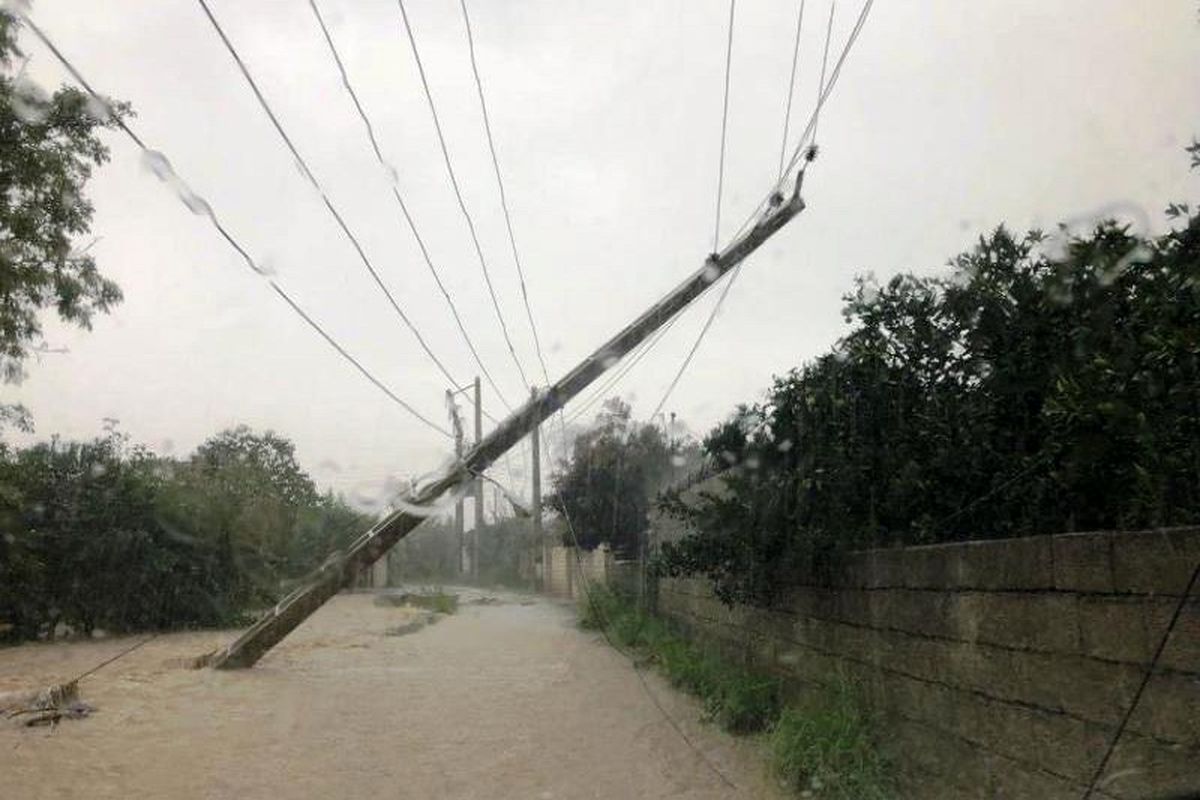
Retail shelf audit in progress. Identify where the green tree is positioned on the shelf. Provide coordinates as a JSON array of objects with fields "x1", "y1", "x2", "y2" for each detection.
[
  {"x1": 660, "y1": 153, "x2": 1200, "y2": 606},
  {"x1": 549, "y1": 399, "x2": 677, "y2": 555},
  {"x1": 0, "y1": 11, "x2": 128, "y2": 429}
]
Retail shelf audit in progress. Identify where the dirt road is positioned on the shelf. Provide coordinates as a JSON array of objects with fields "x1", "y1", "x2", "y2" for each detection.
[{"x1": 1, "y1": 590, "x2": 785, "y2": 799}]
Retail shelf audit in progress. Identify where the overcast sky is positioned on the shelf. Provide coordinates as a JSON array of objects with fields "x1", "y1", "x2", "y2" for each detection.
[{"x1": 6, "y1": 0, "x2": 1199, "y2": 509}]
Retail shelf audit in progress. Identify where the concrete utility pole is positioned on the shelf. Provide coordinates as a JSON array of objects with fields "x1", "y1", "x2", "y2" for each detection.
[
  {"x1": 209, "y1": 172, "x2": 808, "y2": 668},
  {"x1": 530, "y1": 389, "x2": 544, "y2": 590},
  {"x1": 447, "y1": 390, "x2": 466, "y2": 576},
  {"x1": 472, "y1": 376, "x2": 482, "y2": 582}
]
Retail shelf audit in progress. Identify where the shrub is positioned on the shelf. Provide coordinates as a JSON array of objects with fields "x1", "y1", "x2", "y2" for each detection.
[{"x1": 771, "y1": 682, "x2": 892, "y2": 799}]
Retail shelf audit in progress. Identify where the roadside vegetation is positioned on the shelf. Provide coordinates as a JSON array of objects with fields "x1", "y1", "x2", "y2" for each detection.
[
  {"x1": 578, "y1": 587, "x2": 891, "y2": 799},
  {"x1": 658, "y1": 151, "x2": 1200, "y2": 606},
  {"x1": 0, "y1": 425, "x2": 374, "y2": 642}
]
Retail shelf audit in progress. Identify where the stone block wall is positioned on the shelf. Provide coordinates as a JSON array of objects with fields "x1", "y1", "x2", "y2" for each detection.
[{"x1": 653, "y1": 501, "x2": 1199, "y2": 799}]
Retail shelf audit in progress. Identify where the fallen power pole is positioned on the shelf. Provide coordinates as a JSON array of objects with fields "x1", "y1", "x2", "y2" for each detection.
[{"x1": 209, "y1": 173, "x2": 808, "y2": 669}]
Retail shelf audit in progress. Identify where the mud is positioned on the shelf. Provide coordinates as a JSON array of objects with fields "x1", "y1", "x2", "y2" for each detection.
[{"x1": 0, "y1": 590, "x2": 785, "y2": 799}]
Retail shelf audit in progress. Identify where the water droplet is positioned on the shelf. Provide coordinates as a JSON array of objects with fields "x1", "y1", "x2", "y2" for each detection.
[
  {"x1": 601, "y1": 353, "x2": 619, "y2": 369},
  {"x1": 702, "y1": 264, "x2": 721, "y2": 283},
  {"x1": 777, "y1": 439, "x2": 793, "y2": 452},
  {"x1": 721, "y1": 450, "x2": 738, "y2": 465},
  {"x1": 140, "y1": 149, "x2": 174, "y2": 182},
  {"x1": 177, "y1": 187, "x2": 213, "y2": 218},
  {"x1": 89, "y1": 462, "x2": 107, "y2": 477},
  {"x1": 9, "y1": 79, "x2": 50, "y2": 124},
  {"x1": 670, "y1": 454, "x2": 686, "y2": 467},
  {"x1": 83, "y1": 94, "x2": 112, "y2": 122}
]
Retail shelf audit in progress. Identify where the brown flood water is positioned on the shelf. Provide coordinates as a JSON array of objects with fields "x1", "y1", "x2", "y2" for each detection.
[{"x1": 1, "y1": 590, "x2": 786, "y2": 799}]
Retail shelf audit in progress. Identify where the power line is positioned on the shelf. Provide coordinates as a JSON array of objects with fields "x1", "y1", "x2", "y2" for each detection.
[
  {"x1": 778, "y1": 0, "x2": 808, "y2": 180},
  {"x1": 649, "y1": 262, "x2": 745, "y2": 421},
  {"x1": 728, "y1": 0, "x2": 875, "y2": 246},
  {"x1": 647, "y1": 0, "x2": 877, "y2": 421},
  {"x1": 20, "y1": 13, "x2": 452, "y2": 439},
  {"x1": 306, "y1": 0, "x2": 510, "y2": 419},
  {"x1": 546, "y1": 409, "x2": 738, "y2": 791},
  {"x1": 712, "y1": 0, "x2": 737, "y2": 254},
  {"x1": 195, "y1": 0, "x2": 463, "y2": 401},
  {"x1": 395, "y1": 0, "x2": 530, "y2": 396},
  {"x1": 779, "y1": 0, "x2": 874, "y2": 183},
  {"x1": 1081, "y1": 559, "x2": 1199, "y2": 799},
  {"x1": 812, "y1": 0, "x2": 836, "y2": 148},
  {"x1": 458, "y1": 0, "x2": 552, "y2": 388},
  {"x1": 565, "y1": 311, "x2": 682, "y2": 426}
]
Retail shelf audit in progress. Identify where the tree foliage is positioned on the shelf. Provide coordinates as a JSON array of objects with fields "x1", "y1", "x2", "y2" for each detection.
[
  {"x1": 549, "y1": 399, "x2": 697, "y2": 555},
  {"x1": 660, "y1": 161, "x2": 1200, "y2": 606},
  {"x1": 0, "y1": 425, "x2": 373, "y2": 641},
  {"x1": 0, "y1": 11, "x2": 127, "y2": 394}
]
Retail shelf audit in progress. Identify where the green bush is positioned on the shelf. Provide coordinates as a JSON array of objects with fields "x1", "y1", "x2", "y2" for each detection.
[
  {"x1": 771, "y1": 683, "x2": 892, "y2": 799},
  {"x1": 660, "y1": 160, "x2": 1200, "y2": 606},
  {"x1": 577, "y1": 589, "x2": 890, "y2": 796}
]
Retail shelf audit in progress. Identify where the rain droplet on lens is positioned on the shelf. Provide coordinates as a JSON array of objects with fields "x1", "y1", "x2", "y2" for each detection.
[
  {"x1": 140, "y1": 149, "x2": 174, "y2": 182},
  {"x1": 702, "y1": 264, "x2": 721, "y2": 283},
  {"x1": 777, "y1": 439, "x2": 793, "y2": 452},
  {"x1": 84, "y1": 94, "x2": 112, "y2": 122},
  {"x1": 178, "y1": 188, "x2": 213, "y2": 218},
  {"x1": 9, "y1": 79, "x2": 49, "y2": 124},
  {"x1": 670, "y1": 454, "x2": 686, "y2": 467}
]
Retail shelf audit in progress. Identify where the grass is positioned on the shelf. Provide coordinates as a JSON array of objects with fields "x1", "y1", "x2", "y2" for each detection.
[
  {"x1": 770, "y1": 683, "x2": 892, "y2": 799},
  {"x1": 578, "y1": 587, "x2": 891, "y2": 798},
  {"x1": 400, "y1": 589, "x2": 459, "y2": 614}
]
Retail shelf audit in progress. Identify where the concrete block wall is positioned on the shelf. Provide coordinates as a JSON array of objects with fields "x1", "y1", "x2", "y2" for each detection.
[
  {"x1": 654, "y1": 507, "x2": 1200, "y2": 799},
  {"x1": 544, "y1": 545, "x2": 613, "y2": 600}
]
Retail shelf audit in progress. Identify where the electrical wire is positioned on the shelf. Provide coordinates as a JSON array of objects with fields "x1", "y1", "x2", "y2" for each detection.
[
  {"x1": 647, "y1": 0, "x2": 875, "y2": 422},
  {"x1": 565, "y1": 311, "x2": 683, "y2": 426},
  {"x1": 458, "y1": 0, "x2": 552, "y2": 389},
  {"x1": 395, "y1": 0, "x2": 530, "y2": 398},
  {"x1": 307, "y1": 0, "x2": 511, "y2": 417},
  {"x1": 778, "y1": 0, "x2": 807, "y2": 180},
  {"x1": 1081, "y1": 559, "x2": 1200, "y2": 800},
  {"x1": 195, "y1": 0, "x2": 462, "y2": 404},
  {"x1": 643, "y1": 0, "x2": 876, "y2": 417},
  {"x1": 20, "y1": 13, "x2": 452, "y2": 439},
  {"x1": 712, "y1": 0, "x2": 737, "y2": 254},
  {"x1": 545, "y1": 410, "x2": 738, "y2": 791},
  {"x1": 811, "y1": 1, "x2": 836, "y2": 148},
  {"x1": 649, "y1": 261, "x2": 744, "y2": 421},
  {"x1": 728, "y1": 0, "x2": 875, "y2": 246}
]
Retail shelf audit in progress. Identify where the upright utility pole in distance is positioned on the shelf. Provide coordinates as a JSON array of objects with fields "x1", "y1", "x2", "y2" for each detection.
[
  {"x1": 209, "y1": 172, "x2": 808, "y2": 669},
  {"x1": 447, "y1": 390, "x2": 466, "y2": 576},
  {"x1": 530, "y1": 388, "x2": 544, "y2": 590},
  {"x1": 472, "y1": 376, "x2": 482, "y2": 582}
]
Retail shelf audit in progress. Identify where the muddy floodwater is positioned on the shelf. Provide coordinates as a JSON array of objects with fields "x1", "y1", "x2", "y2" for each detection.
[{"x1": 1, "y1": 590, "x2": 785, "y2": 799}]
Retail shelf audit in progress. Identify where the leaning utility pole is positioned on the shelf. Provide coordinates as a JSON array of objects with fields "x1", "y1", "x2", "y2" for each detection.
[
  {"x1": 472, "y1": 376, "x2": 482, "y2": 582},
  {"x1": 209, "y1": 172, "x2": 807, "y2": 669}
]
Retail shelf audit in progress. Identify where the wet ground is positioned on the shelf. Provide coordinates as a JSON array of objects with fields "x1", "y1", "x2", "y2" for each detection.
[{"x1": 1, "y1": 589, "x2": 785, "y2": 799}]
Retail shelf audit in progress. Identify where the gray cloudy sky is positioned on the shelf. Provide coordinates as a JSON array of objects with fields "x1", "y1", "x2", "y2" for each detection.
[{"x1": 7, "y1": 0, "x2": 1199, "y2": 508}]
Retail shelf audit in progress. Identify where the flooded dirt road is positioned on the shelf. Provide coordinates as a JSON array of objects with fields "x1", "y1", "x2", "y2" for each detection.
[{"x1": 1, "y1": 590, "x2": 784, "y2": 799}]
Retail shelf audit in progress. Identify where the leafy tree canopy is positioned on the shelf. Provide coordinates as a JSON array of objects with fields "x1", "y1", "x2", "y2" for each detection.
[
  {"x1": 0, "y1": 11, "x2": 128, "y2": 428},
  {"x1": 660, "y1": 151, "x2": 1200, "y2": 607}
]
